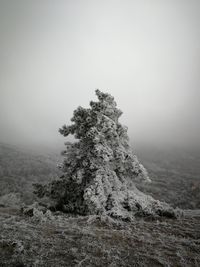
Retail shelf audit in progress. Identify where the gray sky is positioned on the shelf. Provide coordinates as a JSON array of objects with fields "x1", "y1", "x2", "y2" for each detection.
[{"x1": 0, "y1": 0, "x2": 200, "y2": 151}]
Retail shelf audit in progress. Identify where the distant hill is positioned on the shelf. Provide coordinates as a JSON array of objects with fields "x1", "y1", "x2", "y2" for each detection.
[
  {"x1": 0, "y1": 143, "x2": 61, "y2": 204},
  {"x1": 135, "y1": 146, "x2": 200, "y2": 209},
  {"x1": 0, "y1": 142, "x2": 199, "y2": 209}
]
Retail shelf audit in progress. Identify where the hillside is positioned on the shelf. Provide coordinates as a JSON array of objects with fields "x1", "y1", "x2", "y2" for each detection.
[
  {"x1": 0, "y1": 208, "x2": 200, "y2": 267},
  {"x1": 0, "y1": 143, "x2": 200, "y2": 208},
  {"x1": 0, "y1": 143, "x2": 200, "y2": 266}
]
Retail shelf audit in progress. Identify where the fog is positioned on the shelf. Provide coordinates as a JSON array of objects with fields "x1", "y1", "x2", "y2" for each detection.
[{"x1": 0, "y1": 0, "x2": 200, "y2": 152}]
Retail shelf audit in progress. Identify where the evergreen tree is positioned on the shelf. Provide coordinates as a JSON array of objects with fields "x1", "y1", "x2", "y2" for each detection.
[{"x1": 35, "y1": 90, "x2": 178, "y2": 220}]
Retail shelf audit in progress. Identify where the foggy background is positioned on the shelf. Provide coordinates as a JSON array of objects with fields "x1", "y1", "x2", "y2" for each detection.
[{"x1": 0, "y1": 0, "x2": 199, "y2": 152}]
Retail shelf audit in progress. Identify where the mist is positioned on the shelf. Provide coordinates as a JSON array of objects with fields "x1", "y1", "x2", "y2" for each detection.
[{"x1": 0, "y1": 0, "x2": 200, "y2": 152}]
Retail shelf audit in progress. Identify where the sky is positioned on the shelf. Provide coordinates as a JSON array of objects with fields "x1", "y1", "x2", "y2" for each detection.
[{"x1": 0, "y1": 0, "x2": 200, "y2": 151}]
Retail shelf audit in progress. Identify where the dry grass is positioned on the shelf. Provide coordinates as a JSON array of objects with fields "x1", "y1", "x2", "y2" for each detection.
[{"x1": 0, "y1": 208, "x2": 200, "y2": 267}]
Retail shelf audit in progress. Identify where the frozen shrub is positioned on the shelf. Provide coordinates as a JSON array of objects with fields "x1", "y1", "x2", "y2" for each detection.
[
  {"x1": 34, "y1": 90, "x2": 178, "y2": 220},
  {"x1": 22, "y1": 202, "x2": 54, "y2": 222},
  {"x1": 0, "y1": 193, "x2": 22, "y2": 208}
]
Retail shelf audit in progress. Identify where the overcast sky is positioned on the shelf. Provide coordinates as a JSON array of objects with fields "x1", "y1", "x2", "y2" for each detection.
[{"x1": 0, "y1": 0, "x2": 200, "y2": 151}]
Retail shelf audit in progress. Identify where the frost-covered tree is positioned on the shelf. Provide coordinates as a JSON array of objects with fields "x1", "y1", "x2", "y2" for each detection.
[{"x1": 35, "y1": 89, "x2": 178, "y2": 220}]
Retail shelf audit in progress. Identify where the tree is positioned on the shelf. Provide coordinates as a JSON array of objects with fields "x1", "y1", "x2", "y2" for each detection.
[{"x1": 34, "y1": 89, "x2": 178, "y2": 220}]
